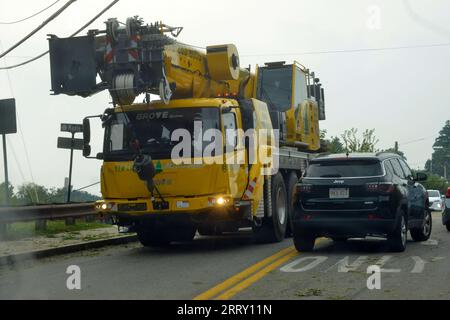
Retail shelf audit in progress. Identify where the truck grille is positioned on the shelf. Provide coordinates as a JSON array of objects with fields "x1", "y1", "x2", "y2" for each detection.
[{"x1": 118, "y1": 203, "x2": 147, "y2": 212}]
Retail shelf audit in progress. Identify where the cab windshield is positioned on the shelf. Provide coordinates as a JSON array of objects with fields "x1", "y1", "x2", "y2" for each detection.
[{"x1": 103, "y1": 107, "x2": 221, "y2": 161}]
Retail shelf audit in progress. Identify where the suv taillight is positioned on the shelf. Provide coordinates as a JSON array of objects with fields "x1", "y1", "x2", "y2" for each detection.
[
  {"x1": 366, "y1": 182, "x2": 395, "y2": 194},
  {"x1": 446, "y1": 187, "x2": 450, "y2": 198},
  {"x1": 297, "y1": 184, "x2": 313, "y2": 193}
]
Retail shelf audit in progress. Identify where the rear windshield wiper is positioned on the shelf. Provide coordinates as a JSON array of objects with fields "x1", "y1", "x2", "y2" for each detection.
[{"x1": 319, "y1": 174, "x2": 343, "y2": 178}]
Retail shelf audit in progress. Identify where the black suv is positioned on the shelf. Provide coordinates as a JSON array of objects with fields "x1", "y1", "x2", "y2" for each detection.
[{"x1": 292, "y1": 153, "x2": 431, "y2": 252}]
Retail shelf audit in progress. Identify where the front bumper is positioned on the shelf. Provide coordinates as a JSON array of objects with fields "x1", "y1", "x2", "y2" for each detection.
[
  {"x1": 95, "y1": 194, "x2": 234, "y2": 216},
  {"x1": 430, "y1": 202, "x2": 443, "y2": 212}
]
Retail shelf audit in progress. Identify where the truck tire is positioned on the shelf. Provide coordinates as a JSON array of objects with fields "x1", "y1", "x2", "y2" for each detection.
[
  {"x1": 447, "y1": 222, "x2": 450, "y2": 232},
  {"x1": 387, "y1": 212, "x2": 407, "y2": 252},
  {"x1": 198, "y1": 225, "x2": 221, "y2": 236},
  {"x1": 285, "y1": 172, "x2": 299, "y2": 238},
  {"x1": 137, "y1": 228, "x2": 171, "y2": 247},
  {"x1": 137, "y1": 225, "x2": 196, "y2": 247},
  {"x1": 173, "y1": 225, "x2": 197, "y2": 242},
  {"x1": 410, "y1": 209, "x2": 432, "y2": 242},
  {"x1": 253, "y1": 173, "x2": 288, "y2": 243},
  {"x1": 293, "y1": 233, "x2": 316, "y2": 252}
]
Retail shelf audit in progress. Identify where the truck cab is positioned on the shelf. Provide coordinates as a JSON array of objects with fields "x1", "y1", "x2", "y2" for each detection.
[{"x1": 84, "y1": 97, "x2": 276, "y2": 242}]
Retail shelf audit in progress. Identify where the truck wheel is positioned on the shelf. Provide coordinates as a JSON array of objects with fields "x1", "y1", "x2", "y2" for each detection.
[
  {"x1": 137, "y1": 228, "x2": 171, "y2": 247},
  {"x1": 293, "y1": 233, "x2": 316, "y2": 252},
  {"x1": 174, "y1": 225, "x2": 197, "y2": 242},
  {"x1": 253, "y1": 173, "x2": 288, "y2": 243},
  {"x1": 410, "y1": 209, "x2": 432, "y2": 242},
  {"x1": 387, "y1": 212, "x2": 407, "y2": 252},
  {"x1": 447, "y1": 222, "x2": 450, "y2": 232},
  {"x1": 285, "y1": 172, "x2": 299, "y2": 238}
]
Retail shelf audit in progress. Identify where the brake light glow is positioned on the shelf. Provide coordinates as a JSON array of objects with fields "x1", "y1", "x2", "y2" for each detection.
[{"x1": 446, "y1": 187, "x2": 450, "y2": 198}]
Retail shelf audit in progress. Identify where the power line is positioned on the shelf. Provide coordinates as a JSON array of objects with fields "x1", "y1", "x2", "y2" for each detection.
[
  {"x1": 400, "y1": 135, "x2": 438, "y2": 146},
  {"x1": 403, "y1": 0, "x2": 450, "y2": 39},
  {"x1": 0, "y1": 0, "x2": 62, "y2": 25},
  {"x1": 0, "y1": 0, "x2": 120, "y2": 70},
  {"x1": 74, "y1": 182, "x2": 100, "y2": 192},
  {"x1": 0, "y1": 0, "x2": 77, "y2": 60},
  {"x1": 240, "y1": 42, "x2": 450, "y2": 58}
]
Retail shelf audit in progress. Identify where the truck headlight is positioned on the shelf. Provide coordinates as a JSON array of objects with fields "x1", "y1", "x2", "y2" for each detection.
[{"x1": 208, "y1": 196, "x2": 231, "y2": 207}]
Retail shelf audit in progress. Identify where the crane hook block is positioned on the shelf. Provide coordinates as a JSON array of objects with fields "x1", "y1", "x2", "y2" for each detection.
[{"x1": 206, "y1": 44, "x2": 240, "y2": 81}]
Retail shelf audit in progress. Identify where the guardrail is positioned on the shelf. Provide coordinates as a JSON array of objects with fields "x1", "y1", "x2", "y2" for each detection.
[{"x1": 0, "y1": 203, "x2": 97, "y2": 224}]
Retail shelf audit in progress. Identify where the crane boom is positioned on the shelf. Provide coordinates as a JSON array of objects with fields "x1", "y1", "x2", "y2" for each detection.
[{"x1": 48, "y1": 16, "x2": 250, "y2": 105}]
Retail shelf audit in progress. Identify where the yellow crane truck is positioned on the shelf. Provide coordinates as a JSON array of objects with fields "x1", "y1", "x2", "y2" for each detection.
[{"x1": 48, "y1": 16, "x2": 326, "y2": 246}]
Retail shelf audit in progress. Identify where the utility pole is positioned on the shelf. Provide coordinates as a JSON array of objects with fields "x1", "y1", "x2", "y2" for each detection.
[{"x1": 394, "y1": 141, "x2": 399, "y2": 153}]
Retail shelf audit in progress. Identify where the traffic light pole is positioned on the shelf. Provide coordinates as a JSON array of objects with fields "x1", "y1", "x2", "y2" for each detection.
[{"x1": 2, "y1": 134, "x2": 9, "y2": 206}]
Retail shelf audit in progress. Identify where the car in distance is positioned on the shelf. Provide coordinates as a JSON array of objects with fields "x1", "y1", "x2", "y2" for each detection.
[
  {"x1": 428, "y1": 190, "x2": 444, "y2": 212},
  {"x1": 292, "y1": 153, "x2": 431, "y2": 252},
  {"x1": 443, "y1": 187, "x2": 450, "y2": 231}
]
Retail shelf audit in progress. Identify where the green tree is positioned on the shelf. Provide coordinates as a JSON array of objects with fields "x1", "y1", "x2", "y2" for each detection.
[
  {"x1": 425, "y1": 121, "x2": 450, "y2": 179},
  {"x1": 421, "y1": 173, "x2": 450, "y2": 194},
  {"x1": 0, "y1": 182, "x2": 18, "y2": 206},
  {"x1": 329, "y1": 136, "x2": 345, "y2": 154},
  {"x1": 46, "y1": 187, "x2": 101, "y2": 204},
  {"x1": 319, "y1": 130, "x2": 345, "y2": 154},
  {"x1": 341, "y1": 128, "x2": 379, "y2": 153},
  {"x1": 16, "y1": 183, "x2": 50, "y2": 206}
]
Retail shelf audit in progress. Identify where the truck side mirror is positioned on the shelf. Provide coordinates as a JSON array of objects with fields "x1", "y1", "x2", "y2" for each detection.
[
  {"x1": 83, "y1": 118, "x2": 91, "y2": 144},
  {"x1": 83, "y1": 118, "x2": 91, "y2": 157}
]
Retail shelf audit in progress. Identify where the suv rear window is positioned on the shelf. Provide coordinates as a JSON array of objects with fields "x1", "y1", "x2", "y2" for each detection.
[{"x1": 305, "y1": 159, "x2": 383, "y2": 178}]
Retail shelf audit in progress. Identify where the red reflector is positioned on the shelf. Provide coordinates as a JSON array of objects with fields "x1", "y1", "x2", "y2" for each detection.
[
  {"x1": 446, "y1": 187, "x2": 450, "y2": 198},
  {"x1": 368, "y1": 214, "x2": 380, "y2": 220},
  {"x1": 302, "y1": 215, "x2": 313, "y2": 221}
]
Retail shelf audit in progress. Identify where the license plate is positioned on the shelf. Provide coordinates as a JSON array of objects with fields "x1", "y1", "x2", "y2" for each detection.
[{"x1": 329, "y1": 188, "x2": 349, "y2": 199}]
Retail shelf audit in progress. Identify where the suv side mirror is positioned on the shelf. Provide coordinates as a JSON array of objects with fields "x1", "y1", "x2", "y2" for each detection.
[
  {"x1": 83, "y1": 118, "x2": 91, "y2": 157},
  {"x1": 415, "y1": 172, "x2": 428, "y2": 182}
]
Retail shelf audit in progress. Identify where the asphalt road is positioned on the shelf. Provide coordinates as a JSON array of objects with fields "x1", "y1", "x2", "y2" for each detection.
[{"x1": 0, "y1": 212, "x2": 448, "y2": 300}]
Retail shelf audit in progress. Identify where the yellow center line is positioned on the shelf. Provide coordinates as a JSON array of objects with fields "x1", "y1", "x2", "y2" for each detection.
[
  {"x1": 214, "y1": 250, "x2": 299, "y2": 300},
  {"x1": 193, "y1": 245, "x2": 295, "y2": 300},
  {"x1": 194, "y1": 238, "x2": 327, "y2": 301}
]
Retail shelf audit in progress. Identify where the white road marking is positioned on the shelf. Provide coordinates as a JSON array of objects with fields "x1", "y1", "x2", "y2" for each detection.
[
  {"x1": 325, "y1": 256, "x2": 369, "y2": 273},
  {"x1": 280, "y1": 256, "x2": 328, "y2": 273},
  {"x1": 411, "y1": 256, "x2": 427, "y2": 273},
  {"x1": 279, "y1": 254, "x2": 433, "y2": 274},
  {"x1": 376, "y1": 256, "x2": 401, "y2": 273},
  {"x1": 421, "y1": 239, "x2": 439, "y2": 246}
]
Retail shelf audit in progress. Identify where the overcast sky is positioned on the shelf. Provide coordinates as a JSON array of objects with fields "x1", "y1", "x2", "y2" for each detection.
[{"x1": 0, "y1": 0, "x2": 449, "y2": 196}]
